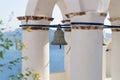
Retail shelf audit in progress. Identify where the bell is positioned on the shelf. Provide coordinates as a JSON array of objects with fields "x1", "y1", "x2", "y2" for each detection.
[{"x1": 51, "y1": 25, "x2": 67, "y2": 49}]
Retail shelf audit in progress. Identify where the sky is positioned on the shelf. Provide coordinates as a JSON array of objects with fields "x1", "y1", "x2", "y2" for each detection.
[
  {"x1": 0, "y1": 0, "x2": 28, "y2": 30},
  {"x1": 0, "y1": 0, "x2": 27, "y2": 15}
]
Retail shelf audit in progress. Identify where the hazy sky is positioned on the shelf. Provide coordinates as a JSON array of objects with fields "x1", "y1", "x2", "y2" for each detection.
[
  {"x1": 0, "y1": 0, "x2": 28, "y2": 15},
  {"x1": 0, "y1": 0, "x2": 28, "y2": 30}
]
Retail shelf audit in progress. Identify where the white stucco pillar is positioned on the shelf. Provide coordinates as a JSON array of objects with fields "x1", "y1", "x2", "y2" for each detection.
[
  {"x1": 64, "y1": 0, "x2": 109, "y2": 79},
  {"x1": 106, "y1": 41, "x2": 112, "y2": 78},
  {"x1": 110, "y1": 28, "x2": 120, "y2": 80},
  {"x1": 109, "y1": 0, "x2": 120, "y2": 80},
  {"x1": 62, "y1": 20, "x2": 71, "y2": 80},
  {"x1": 64, "y1": 29, "x2": 71, "y2": 80},
  {"x1": 108, "y1": 20, "x2": 120, "y2": 80},
  {"x1": 17, "y1": 16, "x2": 53, "y2": 80},
  {"x1": 70, "y1": 19, "x2": 104, "y2": 80}
]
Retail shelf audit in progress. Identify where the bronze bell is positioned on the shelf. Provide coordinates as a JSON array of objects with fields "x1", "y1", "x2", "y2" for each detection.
[{"x1": 51, "y1": 25, "x2": 67, "y2": 49}]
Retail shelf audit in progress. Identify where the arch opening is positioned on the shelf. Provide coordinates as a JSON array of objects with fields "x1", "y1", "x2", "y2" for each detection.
[{"x1": 49, "y1": 4, "x2": 65, "y2": 73}]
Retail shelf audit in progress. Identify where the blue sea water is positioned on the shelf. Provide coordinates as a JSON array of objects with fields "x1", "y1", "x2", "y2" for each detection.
[
  {"x1": 49, "y1": 29, "x2": 65, "y2": 73},
  {"x1": 0, "y1": 28, "x2": 64, "y2": 80},
  {"x1": 0, "y1": 50, "x2": 22, "y2": 80},
  {"x1": 0, "y1": 28, "x2": 22, "y2": 80}
]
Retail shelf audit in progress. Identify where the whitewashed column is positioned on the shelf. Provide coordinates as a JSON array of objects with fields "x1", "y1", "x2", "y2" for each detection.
[
  {"x1": 62, "y1": 20, "x2": 71, "y2": 80},
  {"x1": 17, "y1": 16, "x2": 53, "y2": 80},
  {"x1": 64, "y1": 0, "x2": 109, "y2": 80},
  {"x1": 109, "y1": 20, "x2": 120, "y2": 80},
  {"x1": 109, "y1": 0, "x2": 120, "y2": 80},
  {"x1": 70, "y1": 22, "x2": 103, "y2": 80},
  {"x1": 106, "y1": 41, "x2": 112, "y2": 78},
  {"x1": 110, "y1": 28, "x2": 120, "y2": 80}
]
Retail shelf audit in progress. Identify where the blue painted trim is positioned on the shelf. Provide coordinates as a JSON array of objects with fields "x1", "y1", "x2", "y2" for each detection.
[
  {"x1": 104, "y1": 25, "x2": 120, "y2": 28},
  {"x1": 19, "y1": 24, "x2": 70, "y2": 28},
  {"x1": 71, "y1": 22, "x2": 104, "y2": 26},
  {"x1": 71, "y1": 22, "x2": 120, "y2": 28},
  {"x1": 19, "y1": 22, "x2": 120, "y2": 29}
]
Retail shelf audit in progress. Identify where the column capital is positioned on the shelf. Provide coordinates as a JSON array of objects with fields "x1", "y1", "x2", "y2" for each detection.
[
  {"x1": 17, "y1": 16, "x2": 54, "y2": 24},
  {"x1": 61, "y1": 19, "x2": 71, "y2": 32},
  {"x1": 109, "y1": 17, "x2": 120, "y2": 26},
  {"x1": 112, "y1": 29, "x2": 120, "y2": 32},
  {"x1": 109, "y1": 17, "x2": 120, "y2": 22},
  {"x1": 61, "y1": 19, "x2": 71, "y2": 23},
  {"x1": 65, "y1": 12, "x2": 86, "y2": 18},
  {"x1": 65, "y1": 28, "x2": 71, "y2": 32},
  {"x1": 17, "y1": 16, "x2": 53, "y2": 30},
  {"x1": 65, "y1": 11, "x2": 107, "y2": 18},
  {"x1": 65, "y1": 11, "x2": 107, "y2": 23},
  {"x1": 17, "y1": 16, "x2": 54, "y2": 21},
  {"x1": 72, "y1": 26, "x2": 103, "y2": 30},
  {"x1": 22, "y1": 27, "x2": 49, "y2": 31}
]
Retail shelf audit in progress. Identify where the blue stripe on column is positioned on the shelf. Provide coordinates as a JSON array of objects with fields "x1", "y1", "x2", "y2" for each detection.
[
  {"x1": 19, "y1": 23, "x2": 120, "y2": 28},
  {"x1": 71, "y1": 22, "x2": 104, "y2": 26},
  {"x1": 104, "y1": 25, "x2": 120, "y2": 28}
]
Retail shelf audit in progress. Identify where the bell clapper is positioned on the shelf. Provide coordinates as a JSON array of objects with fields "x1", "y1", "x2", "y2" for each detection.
[{"x1": 59, "y1": 45, "x2": 62, "y2": 49}]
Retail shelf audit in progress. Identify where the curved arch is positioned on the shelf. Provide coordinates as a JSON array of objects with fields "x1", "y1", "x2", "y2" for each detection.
[
  {"x1": 25, "y1": 0, "x2": 39, "y2": 15},
  {"x1": 25, "y1": 0, "x2": 57, "y2": 17},
  {"x1": 97, "y1": 0, "x2": 110, "y2": 13},
  {"x1": 64, "y1": 0, "x2": 81, "y2": 13},
  {"x1": 79, "y1": 0, "x2": 99, "y2": 11},
  {"x1": 109, "y1": 0, "x2": 120, "y2": 18},
  {"x1": 56, "y1": 0, "x2": 68, "y2": 19}
]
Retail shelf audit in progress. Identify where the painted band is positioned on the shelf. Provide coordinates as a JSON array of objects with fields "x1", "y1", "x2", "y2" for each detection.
[
  {"x1": 65, "y1": 12, "x2": 107, "y2": 18},
  {"x1": 72, "y1": 26, "x2": 103, "y2": 30},
  {"x1": 61, "y1": 19, "x2": 70, "y2": 23},
  {"x1": 19, "y1": 24, "x2": 71, "y2": 28},
  {"x1": 65, "y1": 12, "x2": 86, "y2": 18},
  {"x1": 22, "y1": 27, "x2": 49, "y2": 30},
  {"x1": 17, "y1": 16, "x2": 54, "y2": 22},
  {"x1": 112, "y1": 29, "x2": 120, "y2": 32},
  {"x1": 64, "y1": 28, "x2": 71, "y2": 32},
  {"x1": 71, "y1": 22, "x2": 104, "y2": 26},
  {"x1": 109, "y1": 17, "x2": 120, "y2": 22},
  {"x1": 19, "y1": 23, "x2": 120, "y2": 29}
]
